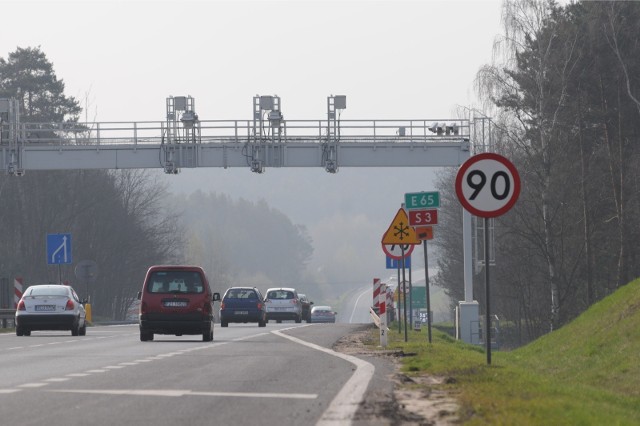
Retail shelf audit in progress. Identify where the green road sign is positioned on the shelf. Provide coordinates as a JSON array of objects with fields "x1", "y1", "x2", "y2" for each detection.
[
  {"x1": 405, "y1": 191, "x2": 440, "y2": 209},
  {"x1": 410, "y1": 286, "x2": 426, "y2": 309}
]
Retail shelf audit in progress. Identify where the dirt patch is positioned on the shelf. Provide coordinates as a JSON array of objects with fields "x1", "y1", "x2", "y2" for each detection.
[{"x1": 333, "y1": 326, "x2": 460, "y2": 425}]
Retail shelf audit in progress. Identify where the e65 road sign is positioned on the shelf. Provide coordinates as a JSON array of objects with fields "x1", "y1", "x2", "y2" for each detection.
[
  {"x1": 455, "y1": 153, "x2": 521, "y2": 218},
  {"x1": 404, "y1": 191, "x2": 439, "y2": 209}
]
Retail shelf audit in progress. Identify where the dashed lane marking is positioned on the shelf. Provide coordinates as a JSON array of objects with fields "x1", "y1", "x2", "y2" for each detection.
[{"x1": 47, "y1": 389, "x2": 318, "y2": 399}]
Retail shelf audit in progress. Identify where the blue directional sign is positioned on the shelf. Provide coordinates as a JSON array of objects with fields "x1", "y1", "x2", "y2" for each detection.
[
  {"x1": 47, "y1": 233, "x2": 72, "y2": 265},
  {"x1": 386, "y1": 255, "x2": 411, "y2": 269}
]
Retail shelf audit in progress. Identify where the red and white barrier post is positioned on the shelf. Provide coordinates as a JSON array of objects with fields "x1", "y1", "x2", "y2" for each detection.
[
  {"x1": 14, "y1": 277, "x2": 23, "y2": 308},
  {"x1": 372, "y1": 278, "x2": 381, "y2": 312},
  {"x1": 379, "y1": 283, "x2": 387, "y2": 347}
]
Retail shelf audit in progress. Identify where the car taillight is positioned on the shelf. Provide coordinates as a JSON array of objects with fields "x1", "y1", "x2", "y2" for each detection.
[
  {"x1": 257, "y1": 302, "x2": 262, "y2": 310},
  {"x1": 220, "y1": 302, "x2": 226, "y2": 310},
  {"x1": 140, "y1": 301, "x2": 147, "y2": 314},
  {"x1": 65, "y1": 299, "x2": 75, "y2": 311},
  {"x1": 17, "y1": 300, "x2": 25, "y2": 311},
  {"x1": 203, "y1": 302, "x2": 211, "y2": 314},
  {"x1": 292, "y1": 299, "x2": 298, "y2": 305}
]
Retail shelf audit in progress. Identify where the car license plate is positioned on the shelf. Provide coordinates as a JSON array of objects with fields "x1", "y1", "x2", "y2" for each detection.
[
  {"x1": 35, "y1": 305, "x2": 56, "y2": 312},
  {"x1": 163, "y1": 301, "x2": 188, "y2": 308},
  {"x1": 275, "y1": 307, "x2": 288, "y2": 311},
  {"x1": 235, "y1": 311, "x2": 248, "y2": 315}
]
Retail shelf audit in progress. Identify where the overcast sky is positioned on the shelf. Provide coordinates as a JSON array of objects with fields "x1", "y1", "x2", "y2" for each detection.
[{"x1": 1, "y1": 0, "x2": 506, "y2": 288}]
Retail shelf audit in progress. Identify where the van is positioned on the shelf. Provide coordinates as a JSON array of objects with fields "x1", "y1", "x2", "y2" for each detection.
[{"x1": 137, "y1": 265, "x2": 220, "y2": 342}]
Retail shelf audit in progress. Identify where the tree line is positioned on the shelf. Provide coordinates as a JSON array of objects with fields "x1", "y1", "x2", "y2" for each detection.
[
  {"x1": 434, "y1": 0, "x2": 640, "y2": 345},
  {"x1": 0, "y1": 47, "x2": 314, "y2": 320}
]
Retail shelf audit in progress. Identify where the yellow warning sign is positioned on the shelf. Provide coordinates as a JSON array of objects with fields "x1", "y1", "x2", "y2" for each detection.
[{"x1": 381, "y1": 209, "x2": 420, "y2": 245}]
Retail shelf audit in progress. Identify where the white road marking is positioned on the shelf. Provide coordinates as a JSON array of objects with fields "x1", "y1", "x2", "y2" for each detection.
[
  {"x1": 47, "y1": 389, "x2": 317, "y2": 399},
  {"x1": 271, "y1": 328, "x2": 375, "y2": 426},
  {"x1": 349, "y1": 287, "x2": 371, "y2": 324},
  {"x1": 18, "y1": 383, "x2": 48, "y2": 388},
  {"x1": 66, "y1": 373, "x2": 90, "y2": 377},
  {"x1": 0, "y1": 389, "x2": 22, "y2": 394},
  {"x1": 44, "y1": 378, "x2": 70, "y2": 382},
  {"x1": 85, "y1": 369, "x2": 107, "y2": 373}
]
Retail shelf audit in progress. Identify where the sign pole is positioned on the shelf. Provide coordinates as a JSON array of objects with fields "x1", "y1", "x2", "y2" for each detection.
[
  {"x1": 401, "y1": 245, "x2": 408, "y2": 342},
  {"x1": 408, "y1": 263, "x2": 413, "y2": 330},
  {"x1": 397, "y1": 262, "x2": 402, "y2": 333},
  {"x1": 424, "y1": 239, "x2": 432, "y2": 343},
  {"x1": 484, "y1": 217, "x2": 492, "y2": 365}
]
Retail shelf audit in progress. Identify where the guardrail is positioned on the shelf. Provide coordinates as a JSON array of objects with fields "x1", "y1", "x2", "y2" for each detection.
[
  {"x1": 0, "y1": 308, "x2": 15, "y2": 328},
  {"x1": 2, "y1": 118, "x2": 471, "y2": 146}
]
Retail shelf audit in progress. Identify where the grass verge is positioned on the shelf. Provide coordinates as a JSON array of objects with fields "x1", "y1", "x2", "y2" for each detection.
[{"x1": 372, "y1": 280, "x2": 640, "y2": 425}]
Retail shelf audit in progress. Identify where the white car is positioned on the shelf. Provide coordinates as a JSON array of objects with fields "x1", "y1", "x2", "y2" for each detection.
[
  {"x1": 15, "y1": 284, "x2": 87, "y2": 336},
  {"x1": 264, "y1": 287, "x2": 302, "y2": 323}
]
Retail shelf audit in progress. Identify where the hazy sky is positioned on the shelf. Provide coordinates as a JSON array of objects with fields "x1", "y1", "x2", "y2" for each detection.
[{"x1": 1, "y1": 0, "x2": 505, "y2": 287}]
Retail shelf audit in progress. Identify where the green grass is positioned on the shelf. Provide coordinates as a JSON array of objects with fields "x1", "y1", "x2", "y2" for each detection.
[{"x1": 375, "y1": 279, "x2": 640, "y2": 425}]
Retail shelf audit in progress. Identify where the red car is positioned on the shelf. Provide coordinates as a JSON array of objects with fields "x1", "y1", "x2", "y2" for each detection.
[{"x1": 137, "y1": 265, "x2": 220, "y2": 342}]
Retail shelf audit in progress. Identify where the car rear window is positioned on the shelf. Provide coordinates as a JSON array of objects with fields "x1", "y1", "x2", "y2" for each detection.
[
  {"x1": 28, "y1": 286, "x2": 68, "y2": 296},
  {"x1": 267, "y1": 290, "x2": 294, "y2": 300},
  {"x1": 147, "y1": 271, "x2": 204, "y2": 294},
  {"x1": 225, "y1": 289, "x2": 257, "y2": 299}
]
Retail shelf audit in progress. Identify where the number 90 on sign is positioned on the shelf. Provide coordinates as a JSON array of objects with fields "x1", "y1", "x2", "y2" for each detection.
[{"x1": 455, "y1": 153, "x2": 520, "y2": 218}]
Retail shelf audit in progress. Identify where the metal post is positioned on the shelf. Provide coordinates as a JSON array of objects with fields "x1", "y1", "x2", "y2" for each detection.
[
  {"x1": 397, "y1": 262, "x2": 401, "y2": 334},
  {"x1": 401, "y1": 245, "x2": 408, "y2": 342},
  {"x1": 408, "y1": 261, "x2": 413, "y2": 330},
  {"x1": 484, "y1": 217, "x2": 492, "y2": 365},
  {"x1": 424, "y1": 240, "x2": 432, "y2": 343}
]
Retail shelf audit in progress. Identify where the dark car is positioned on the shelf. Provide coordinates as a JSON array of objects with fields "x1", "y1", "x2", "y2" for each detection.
[
  {"x1": 220, "y1": 287, "x2": 266, "y2": 327},
  {"x1": 299, "y1": 293, "x2": 314, "y2": 323},
  {"x1": 137, "y1": 265, "x2": 220, "y2": 342}
]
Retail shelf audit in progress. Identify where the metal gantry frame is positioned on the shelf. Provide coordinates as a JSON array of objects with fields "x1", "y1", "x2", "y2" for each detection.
[{"x1": 0, "y1": 95, "x2": 474, "y2": 173}]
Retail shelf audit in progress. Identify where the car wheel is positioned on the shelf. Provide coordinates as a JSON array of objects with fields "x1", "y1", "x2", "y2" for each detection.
[
  {"x1": 276, "y1": 319, "x2": 282, "y2": 323},
  {"x1": 140, "y1": 330, "x2": 153, "y2": 341},
  {"x1": 16, "y1": 326, "x2": 24, "y2": 336},
  {"x1": 258, "y1": 319, "x2": 266, "y2": 327},
  {"x1": 295, "y1": 316, "x2": 302, "y2": 324},
  {"x1": 221, "y1": 321, "x2": 228, "y2": 327},
  {"x1": 79, "y1": 323, "x2": 87, "y2": 336},
  {"x1": 71, "y1": 322, "x2": 80, "y2": 336},
  {"x1": 203, "y1": 326, "x2": 213, "y2": 342}
]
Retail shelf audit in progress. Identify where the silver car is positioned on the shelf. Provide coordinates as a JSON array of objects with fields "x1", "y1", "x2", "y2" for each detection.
[
  {"x1": 15, "y1": 284, "x2": 87, "y2": 336},
  {"x1": 264, "y1": 287, "x2": 302, "y2": 323},
  {"x1": 310, "y1": 305, "x2": 337, "y2": 323}
]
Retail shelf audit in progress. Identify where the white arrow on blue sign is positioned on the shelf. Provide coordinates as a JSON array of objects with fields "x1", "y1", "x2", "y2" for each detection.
[{"x1": 47, "y1": 233, "x2": 72, "y2": 265}]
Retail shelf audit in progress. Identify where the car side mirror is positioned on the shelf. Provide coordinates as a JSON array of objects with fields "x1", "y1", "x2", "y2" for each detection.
[
  {"x1": 137, "y1": 291, "x2": 142, "y2": 300},
  {"x1": 310, "y1": 301, "x2": 314, "y2": 305},
  {"x1": 212, "y1": 292, "x2": 221, "y2": 302}
]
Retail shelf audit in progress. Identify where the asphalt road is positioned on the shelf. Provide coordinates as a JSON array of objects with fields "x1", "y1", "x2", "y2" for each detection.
[{"x1": 0, "y1": 322, "x2": 394, "y2": 426}]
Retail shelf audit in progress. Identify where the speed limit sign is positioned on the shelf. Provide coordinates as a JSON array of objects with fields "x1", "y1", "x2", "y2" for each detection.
[{"x1": 455, "y1": 153, "x2": 521, "y2": 218}]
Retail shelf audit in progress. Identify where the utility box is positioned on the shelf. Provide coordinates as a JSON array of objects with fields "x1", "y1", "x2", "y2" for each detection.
[{"x1": 458, "y1": 301, "x2": 480, "y2": 345}]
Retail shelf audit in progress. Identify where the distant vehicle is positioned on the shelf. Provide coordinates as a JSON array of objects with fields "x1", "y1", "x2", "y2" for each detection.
[
  {"x1": 137, "y1": 265, "x2": 220, "y2": 342},
  {"x1": 264, "y1": 287, "x2": 302, "y2": 323},
  {"x1": 220, "y1": 287, "x2": 267, "y2": 327},
  {"x1": 310, "y1": 305, "x2": 337, "y2": 323},
  {"x1": 298, "y1": 293, "x2": 313, "y2": 323},
  {"x1": 15, "y1": 284, "x2": 87, "y2": 336}
]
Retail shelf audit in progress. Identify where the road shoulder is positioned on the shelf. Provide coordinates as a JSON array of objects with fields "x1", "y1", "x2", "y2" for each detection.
[{"x1": 333, "y1": 324, "x2": 460, "y2": 425}]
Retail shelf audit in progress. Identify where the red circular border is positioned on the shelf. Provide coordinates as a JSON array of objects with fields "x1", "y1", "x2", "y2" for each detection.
[
  {"x1": 381, "y1": 242, "x2": 415, "y2": 260},
  {"x1": 455, "y1": 153, "x2": 521, "y2": 218}
]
